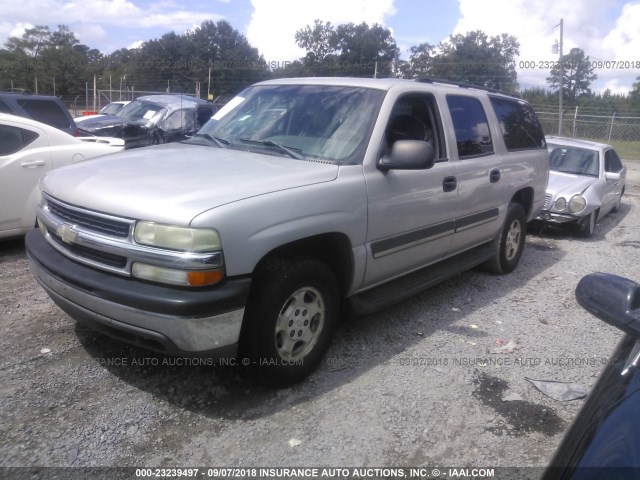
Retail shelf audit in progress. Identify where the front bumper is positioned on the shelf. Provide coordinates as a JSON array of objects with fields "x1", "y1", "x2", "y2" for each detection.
[
  {"x1": 26, "y1": 229, "x2": 251, "y2": 356},
  {"x1": 536, "y1": 210, "x2": 581, "y2": 224}
]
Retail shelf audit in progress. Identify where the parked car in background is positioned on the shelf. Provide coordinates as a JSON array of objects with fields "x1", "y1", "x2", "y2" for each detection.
[
  {"x1": 77, "y1": 95, "x2": 217, "y2": 148},
  {"x1": 537, "y1": 136, "x2": 626, "y2": 237},
  {"x1": 543, "y1": 272, "x2": 640, "y2": 478},
  {"x1": 74, "y1": 101, "x2": 131, "y2": 123},
  {"x1": 0, "y1": 113, "x2": 124, "y2": 239},
  {"x1": 0, "y1": 91, "x2": 79, "y2": 136}
]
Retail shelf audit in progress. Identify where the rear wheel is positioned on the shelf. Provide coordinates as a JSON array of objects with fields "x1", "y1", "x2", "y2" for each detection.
[
  {"x1": 483, "y1": 203, "x2": 527, "y2": 274},
  {"x1": 240, "y1": 257, "x2": 339, "y2": 387}
]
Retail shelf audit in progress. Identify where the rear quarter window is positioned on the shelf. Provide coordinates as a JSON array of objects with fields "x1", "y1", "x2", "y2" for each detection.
[
  {"x1": 17, "y1": 99, "x2": 71, "y2": 129},
  {"x1": 605, "y1": 149, "x2": 623, "y2": 173},
  {"x1": 490, "y1": 96, "x2": 546, "y2": 151},
  {"x1": 0, "y1": 125, "x2": 39, "y2": 155}
]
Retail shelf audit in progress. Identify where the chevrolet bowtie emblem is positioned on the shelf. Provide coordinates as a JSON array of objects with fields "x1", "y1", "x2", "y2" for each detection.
[{"x1": 56, "y1": 224, "x2": 79, "y2": 245}]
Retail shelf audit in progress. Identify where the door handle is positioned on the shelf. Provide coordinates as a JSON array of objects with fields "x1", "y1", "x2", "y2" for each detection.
[
  {"x1": 21, "y1": 160, "x2": 46, "y2": 168},
  {"x1": 443, "y1": 176, "x2": 457, "y2": 192},
  {"x1": 490, "y1": 169, "x2": 501, "y2": 183}
]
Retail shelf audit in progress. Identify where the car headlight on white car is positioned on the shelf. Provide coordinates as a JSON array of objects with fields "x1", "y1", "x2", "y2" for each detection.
[
  {"x1": 554, "y1": 197, "x2": 567, "y2": 211},
  {"x1": 568, "y1": 195, "x2": 587, "y2": 214},
  {"x1": 132, "y1": 222, "x2": 224, "y2": 287}
]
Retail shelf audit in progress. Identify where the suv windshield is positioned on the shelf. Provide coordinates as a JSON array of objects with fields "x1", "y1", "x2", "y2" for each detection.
[
  {"x1": 548, "y1": 144, "x2": 599, "y2": 177},
  {"x1": 195, "y1": 84, "x2": 385, "y2": 164}
]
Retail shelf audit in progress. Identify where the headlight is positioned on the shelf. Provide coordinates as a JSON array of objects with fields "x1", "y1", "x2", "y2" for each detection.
[
  {"x1": 568, "y1": 195, "x2": 586, "y2": 214},
  {"x1": 134, "y1": 222, "x2": 221, "y2": 252},
  {"x1": 554, "y1": 197, "x2": 567, "y2": 211}
]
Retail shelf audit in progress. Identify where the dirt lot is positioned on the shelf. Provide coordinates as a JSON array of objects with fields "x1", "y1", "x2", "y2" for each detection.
[{"x1": 1, "y1": 162, "x2": 640, "y2": 476}]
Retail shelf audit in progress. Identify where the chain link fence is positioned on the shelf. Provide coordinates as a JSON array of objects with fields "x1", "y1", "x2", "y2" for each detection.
[{"x1": 535, "y1": 107, "x2": 640, "y2": 160}]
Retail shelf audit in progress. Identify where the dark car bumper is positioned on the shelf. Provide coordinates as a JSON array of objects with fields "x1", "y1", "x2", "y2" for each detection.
[{"x1": 26, "y1": 228, "x2": 251, "y2": 357}]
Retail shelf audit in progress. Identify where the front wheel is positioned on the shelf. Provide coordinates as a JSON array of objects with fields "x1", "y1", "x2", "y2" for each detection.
[
  {"x1": 152, "y1": 130, "x2": 164, "y2": 145},
  {"x1": 240, "y1": 257, "x2": 339, "y2": 387},
  {"x1": 483, "y1": 203, "x2": 527, "y2": 274},
  {"x1": 577, "y1": 210, "x2": 597, "y2": 238}
]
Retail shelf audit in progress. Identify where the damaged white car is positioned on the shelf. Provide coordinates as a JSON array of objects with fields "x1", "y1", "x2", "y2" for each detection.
[
  {"x1": 537, "y1": 136, "x2": 626, "y2": 237},
  {"x1": 0, "y1": 113, "x2": 124, "y2": 239}
]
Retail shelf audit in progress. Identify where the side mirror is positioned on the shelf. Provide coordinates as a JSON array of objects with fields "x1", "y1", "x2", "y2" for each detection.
[
  {"x1": 575, "y1": 273, "x2": 640, "y2": 338},
  {"x1": 605, "y1": 171, "x2": 621, "y2": 181},
  {"x1": 378, "y1": 140, "x2": 435, "y2": 172}
]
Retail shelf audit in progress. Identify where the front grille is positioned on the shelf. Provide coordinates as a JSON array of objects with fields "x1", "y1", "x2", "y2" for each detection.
[
  {"x1": 48, "y1": 229, "x2": 128, "y2": 268},
  {"x1": 543, "y1": 194, "x2": 552, "y2": 210},
  {"x1": 46, "y1": 196, "x2": 131, "y2": 238}
]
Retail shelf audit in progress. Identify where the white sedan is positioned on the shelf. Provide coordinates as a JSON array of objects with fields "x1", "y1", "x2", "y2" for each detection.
[{"x1": 0, "y1": 113, "x2": 125, "y2": 239}]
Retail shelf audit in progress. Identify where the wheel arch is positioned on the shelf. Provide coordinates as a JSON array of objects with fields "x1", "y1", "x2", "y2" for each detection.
[
  {"x1": 253, "y1": 232, "x2": 354, "y2": 298},
  {"x1": 510, "y1": 187, "x2": 534, "y2": 218}
]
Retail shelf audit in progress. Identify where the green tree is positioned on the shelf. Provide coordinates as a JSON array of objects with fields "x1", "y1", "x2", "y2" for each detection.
[
  {"x1": 5, "y1": 25, "x2": 51, "y2": 59},
  {"x1": 332, "y1": 23, "x2": 399, "y2": 76},
  {"x1": 3, "y1": 25, "x2": 52, "y2": 92},
  {"x1": 546, "y1": 47, "x2": 598, "y2": 103},
  {"x1": 294, "y1": 20, "x2": 399, "y2": 77},
  {"x1": 630, "y1": 76, "x2": 640, "y2": 106},
  {"x1": 295, "y1": 20, "x2": 335, "y2": 67},
  {"x1": 2, "y1": 25, "x2": 102, "y2": 96},
  {"x1": 184, "y1": 20, "x2": 268, "y2": 97},
  {"x1": 428, "y1": 31, "x2": 520, "y2": 91},
  {"x1": 403, "y1": 42, "x2": 435, "y2": 79}
]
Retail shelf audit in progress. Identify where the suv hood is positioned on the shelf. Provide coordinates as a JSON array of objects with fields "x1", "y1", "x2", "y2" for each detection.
[{"x1": 41, "y1": 143, "x2": 339, "y2": 225}]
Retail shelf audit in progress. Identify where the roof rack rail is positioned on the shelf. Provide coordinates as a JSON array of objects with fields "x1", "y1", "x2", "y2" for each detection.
[
  {"x1": 416, "y1": 77, "x2": 520, "y2": 98},
  {"x1": 0, "y1": 88, "x2": 32, "y2": 94}
]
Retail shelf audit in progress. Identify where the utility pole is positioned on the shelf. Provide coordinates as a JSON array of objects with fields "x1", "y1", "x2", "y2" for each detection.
[
  {"x1": 93, "y1": 74, "x2": 97, "y2": 112},
  {"x1": 556, "y1": 19, "x2": 564, "y2": 135}
]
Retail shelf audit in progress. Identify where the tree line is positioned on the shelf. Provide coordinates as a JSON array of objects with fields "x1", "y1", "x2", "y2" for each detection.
[{"x1": 1, "y1": 20, "x2": 639, "y2": 112}]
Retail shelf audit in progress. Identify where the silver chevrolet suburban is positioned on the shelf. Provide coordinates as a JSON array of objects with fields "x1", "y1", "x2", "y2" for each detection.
[{"x1": 26, "y1": 77, "x2": 549, "y2": 386}]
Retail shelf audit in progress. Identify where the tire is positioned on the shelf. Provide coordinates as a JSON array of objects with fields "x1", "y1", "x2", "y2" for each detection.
[
  {"x1": 577, "y1": 210, "x2": 597, "y2": 238},
  {"x1": 612, "y1": 188, "x2": 624, "y2": 213},
  {"x1": 240, "y1": 257, "x2": 339, "y2": 387},
  {"x1": 152, "y1": 131, "x2": 164, "y2": 145},
  {"x1": 483, "y1": 203, "x2": 527, "y2": 275}
]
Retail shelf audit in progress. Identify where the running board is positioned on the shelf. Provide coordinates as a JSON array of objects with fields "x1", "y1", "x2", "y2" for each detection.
[{"x1": 347, "y1": 242, "x2": 495, "y2": 315}]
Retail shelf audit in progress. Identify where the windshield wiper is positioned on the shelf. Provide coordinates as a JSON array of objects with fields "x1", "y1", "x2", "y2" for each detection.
[
  {"x1": 193, "y1": 133, "x2": 229, "y2": 148},
  {"x1": 239, "y1": 138, "x2": 305, "y2": 160}
]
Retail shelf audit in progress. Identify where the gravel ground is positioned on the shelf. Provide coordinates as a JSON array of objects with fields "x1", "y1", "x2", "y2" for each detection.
[{"x1": 1, "y1": 161, "x2": 640, "y2": 475}]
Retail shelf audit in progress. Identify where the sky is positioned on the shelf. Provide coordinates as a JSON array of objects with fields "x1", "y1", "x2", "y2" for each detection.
[{"x1": 1, "y1": 0, "x2": 639, "y2": 94}]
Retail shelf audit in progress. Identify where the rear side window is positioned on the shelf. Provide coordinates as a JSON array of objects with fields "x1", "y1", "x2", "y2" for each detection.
[
  {"x1": 605, "y1": 149, "x2": 623, "y2": 173},
  {"x1": 446, "y1": 95, "x2": 493, "y2": 158},
  {"x1": 0, "y1": 125, "x2": 39, "y2": 155},
  {"x1": 17, "y1": 99, "x2": 71, "y2": 129},
  {"x1": 490, "y1": 96, "x2": 546, "y2": 151}
]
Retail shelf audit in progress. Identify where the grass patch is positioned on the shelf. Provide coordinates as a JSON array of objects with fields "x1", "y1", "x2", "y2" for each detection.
[{"x1": 609, "y1": 141, "x2": 640, "y2": 161}]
